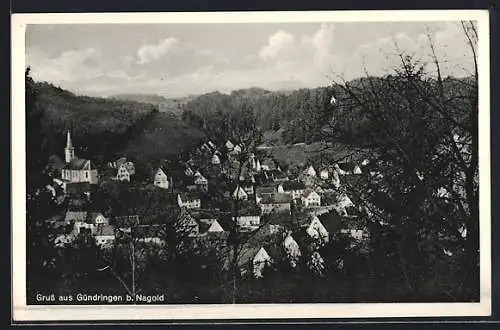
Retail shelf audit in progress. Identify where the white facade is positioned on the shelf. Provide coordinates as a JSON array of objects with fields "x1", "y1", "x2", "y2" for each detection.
[
  {"x1": 283, "y1": 235, "x2": 301, "y2": 267},
  {"x1": 306, "y1": 216, "x2": 329, "y2": 243},
  {"x1": 154, "y1": 168, "x2": 169, "y2": 189},
  {"x1": 253, "y1": 247, "x2": 272, "y2": 278},
  {"x1": 232, "y1": 186, "x2": 249, "y2": 200},
  {"x1": 116, "y1": 164, "x2": 131, "y2": 182},
  {"x1": 208, "y1": 220, "x2": 224, "y2": 232},
  {"x1": 235, "y1": 215, "x2": 260, "y2": 228},
  {"x1": 302, "y1": 191, "x2": 321, "y2": 207},
  {"x1": 305, "y1": 165, "x2": 317, "y2": 177},
  {"x1": 177, "y1": 194, "x2": 201, "y2": 209}
]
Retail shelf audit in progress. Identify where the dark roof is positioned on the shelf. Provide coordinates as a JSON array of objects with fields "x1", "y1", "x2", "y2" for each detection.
[
  {"x1": 237, "y1": 246, "x2": 263, "y2": 267},
  {"x1": 114, "y1": 215, "x2": 140, "y2": 228},
  {"x1": 64, "y1": 211, "x2": 87, "y2": 223},
  {"x1": 260, "y1": 193, "x2": 292, "y2": 205},
  {"x1": 255, "y1": 186, "x2": 277, "y2": 196},
  {"x1": 94, "y1": 224, "x2": 115, "y2": 236},
  {"x1": 63, "y1": 158, "x2": 90, "y2": 170},
  {"x1": 66, "y1": 182, "x2": 91, "y2": 195},
  {"x1": 135, "y1": 224, "x2": 165, "y2": 238},
  {"x1": 337, "y1": 162, "x2": 357, "y2": 172},
  {"x1": 178, "y1": 191, "x2": 200, "y2": 202},
  {"x1": 281, "y1": 180, "x2": 306, "y2": 191},
  {"x1": 318, "y1": 211, "x2": 343, "y2": 233}
]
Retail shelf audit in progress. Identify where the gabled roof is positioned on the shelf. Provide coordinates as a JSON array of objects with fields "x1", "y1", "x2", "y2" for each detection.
[
  {"x1": 302, "y1": 189, "x2": 320, "y2": 198},
  {"x1": 178, "y1": 191, "x2": 201, "y2": 202},
  {"x1": 64, "y1": 211, "x2": 87, "y2": 223},
  {"x1": 238, "y1": 246, "x2": 267, "y2": 267},
  {"x1": 281, "y1": 180, "x2": 306, "y2": 191},
  {"x1": 116, "y1": 157, "x2": 127, "y2": 168},
  {"x1": 318, "y1": 210, "x2": 343, "y2": 233},
  {"x1": 63, "y1": 158, "x2": 91, "y2": 170}
]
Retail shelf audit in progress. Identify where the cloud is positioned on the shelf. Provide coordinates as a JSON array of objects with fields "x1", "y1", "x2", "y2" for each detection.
[
  {"x1": 27, "y1": 47, "x2": 105, "y2": 83},
  {"x1": 137, "y1": 37, "x2": 180, "y2": 65},
  {"x1": 351, "y1": 23, "x2": 475, "y2": 79},
  {"x1": 259, "y1": 30, "x2": 295, "y2": 60}
]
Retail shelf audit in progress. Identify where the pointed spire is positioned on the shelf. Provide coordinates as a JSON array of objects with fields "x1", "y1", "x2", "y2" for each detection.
[{"x1": 66, "y1": 130, "x2": 74, "y2": 149}]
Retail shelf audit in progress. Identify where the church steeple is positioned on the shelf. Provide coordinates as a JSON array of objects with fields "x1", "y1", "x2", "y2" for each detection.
[{"x1": 65, "y1": 130, "x2": 76, "y2": 163}]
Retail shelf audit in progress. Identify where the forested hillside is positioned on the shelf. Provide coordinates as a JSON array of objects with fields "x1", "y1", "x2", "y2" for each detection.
[
  {"x1": 29, "y1": 78, "x2": 204, "y2": 168},
  {"x1": 181, "y1": 76, "x2": 473, "y2": 146},
  {"x1": 182, "y1": 87, "x2": 336, "y2": 145}
]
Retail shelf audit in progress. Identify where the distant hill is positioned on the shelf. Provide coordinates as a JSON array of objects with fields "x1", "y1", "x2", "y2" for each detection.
[
  {"x1": 109, "y1": 93, "x2": 199, "y2": 116},
  {"x1": 108, "y1": 93, "x2": 169, "y2": 105},
  {"x1": 30, "y1": 80, "x2": 204, "y2": 168}
]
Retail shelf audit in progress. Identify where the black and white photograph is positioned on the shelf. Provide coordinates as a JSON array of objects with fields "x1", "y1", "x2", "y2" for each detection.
[{"x1": 12, "y1": 10, "x2": 491, "y2": 321}]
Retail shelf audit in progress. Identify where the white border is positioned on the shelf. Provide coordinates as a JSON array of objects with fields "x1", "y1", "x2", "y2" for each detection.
[{"x1": 11, "y1": 10, "x2": 491, "y2": 322}]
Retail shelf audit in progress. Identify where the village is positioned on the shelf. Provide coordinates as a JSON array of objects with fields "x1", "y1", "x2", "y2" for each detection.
[{"x1": 44, "y1": 130, "x2": 378, "y2": 279}]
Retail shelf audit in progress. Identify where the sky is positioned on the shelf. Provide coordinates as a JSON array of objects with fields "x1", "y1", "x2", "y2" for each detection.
[{"x1": 25, "y1": 21, "x2": 475, "y2": 98}]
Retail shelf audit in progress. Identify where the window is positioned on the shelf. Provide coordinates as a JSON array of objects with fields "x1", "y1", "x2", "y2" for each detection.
[{"x1": 85, "y1": 171, "x2": 88, "y2": 178}]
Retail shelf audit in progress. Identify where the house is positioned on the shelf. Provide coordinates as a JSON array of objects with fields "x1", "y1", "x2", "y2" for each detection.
[
  {"x1": 232, "y1": 186, "x2": 249, "y2": 200},
  {"x1": 184, "y1": 165, "x2": 195, "y2": 177},
  {"x1": 231, "y1": 144, "x2": 242, "y2": 155},
  {"x1": 305, "y1": 165, "x2": 317, "y2": 177},
  {"x1": 255, "y1": 186, "x2": 278, "y2": 204},
  {"x1": 211, "y1": 154, "x2": 221, "y2": 165},
  {"x1": 301, "y1": 189, "x2": 321, "y2": 207},
  {"x1": 154, "y1": 167, "x2": 170, "y2": 189},
  {"x1": 340, "y1": 228, "x2": 369, "y2": 242},
  {"x1": 239, "y1": 180, "x2": 254, "y2": 195},
  {"x1": 178, "y1": 212, "x2": 200, "y2": 237},
  {"x1": 238, "y1": 246, "x2": 273, "y2": 278},
  {"x1": 305, "y1": 215, "x2": 329, "y2": 244},
  {"x1": 65, "y1": 182, "x2": 91, "y2": 198},
  {"x1": 197, "y1": 218, "x2": 226, "y2": 236},
  {"x1": 177, "y1": 192, "x2": 201, "y2": 209},
  {"x1": 319, "y1": 168, "x2": 330, "y2": 180},
  {"x1": 68, "y1": 211, "x2": 109, "y2": 235},
  {"x1": 234, "y1": 209, "x2": 261, "y2": 230},
  {"x1": 93, "y1": 224, "x2": 116, "y2": 248},
  {"x1": 114, "y1": 215, "x2": 140, "y2": 233},
  {"x1": 135, "y1": 224, "x2": 166, "y2": 246},
  {"x1": 337, "y1": 193, "x2": 354, "y2": 210},
  {"x1": 206, "y1": 219, "x2": 225, "y2": 233},
  {"x1": 194, "y1": 171, "x2": 208, "y2": 190},
  {"x1": 335, "y1": 162, "x2": 362, "y2": 175},
  {"x1": 64, "y1": 210, "x2": 88, "y2": 225},
  {"x1": 283, "y1": 234, "x2": 301, "y2": 267},
  {"x1": 60, "y1": 131, "x2": 99, "y2": 184},
  {"x1": 270, "y1": 170, "x2": 289, "y2": 182},
  {"x1": 116, "y1": 161, "x2": 135, "y2": 182},
  {"x1": 259, "y1": 193, "x2": 292, "y2": 215},
  {"x1": 54, "y1": 233, "x2": 77, "y2": 248},
  {"x1": 225, "y1": 140, "x2": 235, "y2": 150},
  {"x1": 278, "y1": 180, "x2": 306, "y2": 199},
  {"x1": 261, "y1": 158, "x2": 278, "y2": 171},
  {"x1": 207, "y1": 140, "x2": 217, "y2": 150}
]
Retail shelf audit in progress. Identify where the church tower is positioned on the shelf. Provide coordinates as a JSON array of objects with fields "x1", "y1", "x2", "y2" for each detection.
[{"x1": 65, "y1": 130, "x2": 76, "y2": 163}]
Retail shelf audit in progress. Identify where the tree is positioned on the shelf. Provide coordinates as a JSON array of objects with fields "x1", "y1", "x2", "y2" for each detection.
[{"x1": 322, "y1": 21, "x2": 479, "y2": 300}]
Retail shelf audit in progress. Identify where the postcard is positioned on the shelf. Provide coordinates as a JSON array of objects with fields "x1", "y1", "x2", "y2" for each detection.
[{"x1": 11, "y1": 9, "x2": 491, "y2": 322}]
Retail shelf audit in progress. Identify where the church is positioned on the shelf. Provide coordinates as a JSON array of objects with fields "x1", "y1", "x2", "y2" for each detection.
[{"x1": 60, "y1": 131, "x2": 98, "y2": 184}]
